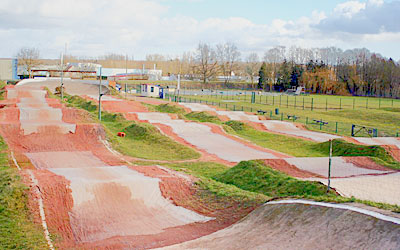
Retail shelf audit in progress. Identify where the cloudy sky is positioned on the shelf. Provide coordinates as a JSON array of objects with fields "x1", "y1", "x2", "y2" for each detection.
[{"x1": 0, "y1": 0, "x2": 399, "y2": 60}]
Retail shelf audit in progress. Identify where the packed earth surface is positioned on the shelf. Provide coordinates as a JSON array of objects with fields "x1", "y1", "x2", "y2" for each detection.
[{"x1": 1, "y1": 79, "x2": 399, "y2": 249}]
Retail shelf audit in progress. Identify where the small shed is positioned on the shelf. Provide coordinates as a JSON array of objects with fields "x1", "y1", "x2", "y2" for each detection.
[{"x1": 140, "y1": 84, "x2": 161, "y2": 97}]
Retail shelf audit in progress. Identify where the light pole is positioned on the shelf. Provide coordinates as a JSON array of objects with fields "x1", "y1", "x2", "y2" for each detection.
[
  {"x1": 99, "y1": 93, "x2": 104, "y2": 121},
  {"x1": 60, "y1": 53, "x2": 64, "y2": 100},
  {"x1": 327, "y1": 139, "x2": 333, "y2": 192},
  {"x1": 98, "y1": 67, "x2": 103, "y2": 121}
]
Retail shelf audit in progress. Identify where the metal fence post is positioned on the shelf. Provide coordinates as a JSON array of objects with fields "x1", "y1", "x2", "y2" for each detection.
[
  {"x1": 311, "y1": 98, "x2": 314, "y2": 111},
  {"x1": 335, "y1": 122, "x2": 338, "y2": 133},
  {"x1": 287, "y1": 95, "x2": 289, "y2": 108},
  {"x1": 326, "y1": 98, "x2": 328, "y2": 111}
]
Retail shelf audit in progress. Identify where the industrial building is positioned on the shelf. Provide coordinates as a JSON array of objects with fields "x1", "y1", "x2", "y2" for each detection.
[{"x1": 0, "y1": 58, "x2": 18, "y2": 80}]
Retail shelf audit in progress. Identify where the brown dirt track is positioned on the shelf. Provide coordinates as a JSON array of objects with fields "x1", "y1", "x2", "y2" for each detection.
[
  {"x1": 2, "y1": 82, "x2": 400, "y2": 249},
  {"x1": 0, "y1": 83, "x2": 260, "y2": 249}
]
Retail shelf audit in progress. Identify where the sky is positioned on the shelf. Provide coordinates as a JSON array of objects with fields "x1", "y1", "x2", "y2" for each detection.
[{"x1": 0, "y1": 0, "x2": 399, "y2": 60}]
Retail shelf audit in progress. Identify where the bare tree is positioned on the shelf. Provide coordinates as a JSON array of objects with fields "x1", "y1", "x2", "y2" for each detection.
[
  {"x1": 16, "y1": 47, "x2": 40, "y2": 77},
  {"x1": 264, "y1": 46, "x2": 286, "y2": 85},
  {"x1": 245, "y1": 53, "x2": 260, "y2": 87},
  {"x1": 216, "y1": 42, "x2": 241, "y2": 84},
  {"x1": 146, "y1": 54, "x2": 167, "y2": 62},
  {"x1": 195, "y1": 43, "x2": 218, "y2": 84}
]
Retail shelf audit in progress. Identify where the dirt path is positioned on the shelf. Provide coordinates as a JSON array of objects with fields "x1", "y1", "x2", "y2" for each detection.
[
  {"x1": 133, "y1": 112, "x2": 280, "y2": 162},
  {"x1": 179, "y1": 102, "x2": 341, "y2": 142},
  {"x1": 160, "y1": 201, "x2": 400, "y2": 249},
  {"x1": 0, "y1": 82, "x2": 258, "y2": 249}
]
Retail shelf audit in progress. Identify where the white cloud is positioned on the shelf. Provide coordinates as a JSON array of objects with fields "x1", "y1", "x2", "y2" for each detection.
[
  {"x1": 0, "y1": 0, "x2": 399, "y2": 60},
  {"x1": 334, "y1": 1, "x2": 366, "y2": 18}
]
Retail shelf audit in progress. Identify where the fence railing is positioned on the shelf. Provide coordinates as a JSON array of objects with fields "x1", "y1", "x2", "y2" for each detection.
[
  {"x1": 167, "y1": 94, "x2": 400, "y2": 138},
  {"x1": 174, "y1": 89, "x2": 400, "y2": 111}
]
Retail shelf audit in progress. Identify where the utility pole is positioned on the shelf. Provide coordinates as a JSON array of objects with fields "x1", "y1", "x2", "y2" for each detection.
[
  {"x1": 327, "y1": 139, "x2": 333, "y2": 192},
  {"x1": 125, "y1": 54, "x2": 128, "y2": 99},
  {"x1": 98, "y1": 67, "x2": 102, "y2": 121},
  {"x1": 60, "y1": 53, "x2": 64, "y2": 100}
]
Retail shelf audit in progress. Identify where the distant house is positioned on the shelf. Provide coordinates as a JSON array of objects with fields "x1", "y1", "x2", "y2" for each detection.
[
  {"x1": 140, "y1": 84, "x2": 161, "y2": 98},
  {"x1": 0, "y1": 58, "x2": 18, "y2": 80}
]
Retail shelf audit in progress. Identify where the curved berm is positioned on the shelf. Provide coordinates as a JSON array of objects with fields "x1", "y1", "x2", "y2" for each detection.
[{"x1": 161, "y1": 200, "x2": 400, "y2": 250}]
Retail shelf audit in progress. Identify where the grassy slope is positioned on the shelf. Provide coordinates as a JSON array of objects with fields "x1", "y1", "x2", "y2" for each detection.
[
  {"x1": 214, "y1": 160, "x2": 336, "y2": 198},
  {"x1": 182, "y1": 95, "x2": 400, "y2": 136},
  {"x1": 66, "y1": 95, "x2": 200, "y2": 161},
  {"x1": 224, "y1": 120, "x2": 325, "y2": 157},
  {"x1": 0, "y1": 135, "x2": 48, "y2": 249},
  {"x1": 214, "y1": 160, "x2": 400, "y2": 212},
  {"x1": 224, "y1": 121, "x2": 400, "y2": 169},
  {"x1": 184, "y1": 111, "x2": 222, "y2": 123},
  {"x1": 149, "y1": 103, "x2": 400, "y2": 168}
]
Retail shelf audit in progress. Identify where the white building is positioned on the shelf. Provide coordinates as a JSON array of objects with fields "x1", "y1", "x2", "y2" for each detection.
[
  {"x1": 0, "y1": 58, "x2": 18, "y2": 80},
  {"x1": 140, "y1": 84, "x2": 161, "y2": 97}
]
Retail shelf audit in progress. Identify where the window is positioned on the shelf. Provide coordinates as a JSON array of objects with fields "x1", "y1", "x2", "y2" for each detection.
[{"x1": 151, "y1": 87, "x2": 154, "y2": 92}]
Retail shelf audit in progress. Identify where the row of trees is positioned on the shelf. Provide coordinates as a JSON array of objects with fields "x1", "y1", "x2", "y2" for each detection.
[
  {"x1": 15, "y1": 44, "x2": 400, "y2": 98},
  {"x1": 257, "y1": 54, "x2": 400, "y2": 98}
]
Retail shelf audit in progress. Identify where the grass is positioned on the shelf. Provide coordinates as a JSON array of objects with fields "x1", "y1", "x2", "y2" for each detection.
[
  {"x1": 214, "y1": 160, "x2": 336, "y2": 198},
  {"x1": 184, "y1": 111, "x2": 222, "y2": 123},
  {"x1": 213, "y1": 160, "x2": 400, "y2": 212},
  {"x1": 65, "y1": 95, "x2": 200, "y2": 161},
  {"x1": 180, "y1": 94, "x2": 400, "y2": 137},
  {"x1": 224, "y1": 121, "x2": 400, "y2": 169},
  {"x1": 0, "y1": 81, "x2": 6, "y2": 100},
  {"x1": 224, "y1": 120, "x2": 324, "y2": 157},
  {"x1": 154, "y1": 104, "x2": 185, "y2": 114},
  {"x1": 134, "y1": 160, "x2": 269, "y2": 206},
  {"x1": 0, "y1": 137, "x2": 48, "y2": 249}
]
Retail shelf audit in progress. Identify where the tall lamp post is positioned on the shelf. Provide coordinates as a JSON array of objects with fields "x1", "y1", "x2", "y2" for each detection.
[
  {"x1": 327, "y1": 139, "x2": 333, "y2": 192},
  {"x1": 60, "y1": 53, "x2": 64, "y2": 100},
  {"x1": 98, "y1": 67, "x2": 103, "y2": 121}
]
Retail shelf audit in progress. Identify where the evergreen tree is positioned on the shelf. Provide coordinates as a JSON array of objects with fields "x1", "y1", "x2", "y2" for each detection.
[{"x1": 258, "y1": 62, "x2": 267, "y2": 89}]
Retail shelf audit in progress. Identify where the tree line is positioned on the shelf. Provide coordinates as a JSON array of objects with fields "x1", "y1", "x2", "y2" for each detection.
[{"x1": 16, "y1": 44, "x2": 400, "y2": 98}]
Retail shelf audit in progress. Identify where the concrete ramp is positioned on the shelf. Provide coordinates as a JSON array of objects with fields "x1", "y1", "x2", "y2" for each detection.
[
  {"x1": 260, "y1": 120, "x2": 341, "y2": 142},
  {"x1": 284, "y1": 157, "x2": 391, "y2": 178},
  {"x1": 180, "y1": 103, "x2": 341, "y2": 142},
  {"x1": 161, "y1": 200, "x2": 400, "y2": 250},
  {"x1": 353, "y1": 137, "x2": 400, "y2": 149},
  {"x1": 134, "y1": 112, "x2": 278, "y2": 162},
  {"x1": 25, "y1": 148, "x2": 212, "y2": 244},
  {"x1": 308, "y1": 173, "x2": 400, "y2": 206},
  {"x1": 8, "y1": 86, "x2": 76, "y2": 135}
]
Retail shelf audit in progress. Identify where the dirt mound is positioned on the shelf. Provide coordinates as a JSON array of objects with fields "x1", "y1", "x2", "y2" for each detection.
[
  {"x1": 264, "y1": 159, "x2": 323, "y2": 178},
  {"x1": 162, "y1": 201, "x2": 400, "y2": 250}
]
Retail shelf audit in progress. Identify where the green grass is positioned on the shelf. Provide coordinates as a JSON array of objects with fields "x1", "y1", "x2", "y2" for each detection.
[
  {"x1": 181, "y1": 95, "x2": 400, "y2": 137},
  {"x1": 0, "y1": 81, "x2": 6, "y2": 100},
  {"x1": 224, "y1": 121, "x2": 400, "y2": 169},
  {"x1": 184, "y1": 111, "x2": 222, "y2": 123},
  {"x1": 224, "y1": 120, "x2": 324, "y2": 157},
  {"x1": 65, "y1": 95, "x2": 200, "y2": 161},
  {"x1": 212, "y1": 160, "x2": 400, "y2": 212},
  {"x1": 0, "y1": 137, "x2": 48, "y2": 249},
  {"x1": 154, "y1": 104, "x2": 185, "y2": 114},
  {"x1": 214, "y1": 160, "x2": 336, "y2": 198}
]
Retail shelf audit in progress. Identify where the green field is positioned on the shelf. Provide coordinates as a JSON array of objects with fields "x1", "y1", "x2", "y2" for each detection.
[
  {"x1": 176, "y1": 94, "x2": 400, "y2": 137},
  {"x1": 65, "y1": 95, "x2": 200, "y2": 161},
  {"x1": 0, "y1": 138, "x2": 48, "y2": 249}
]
